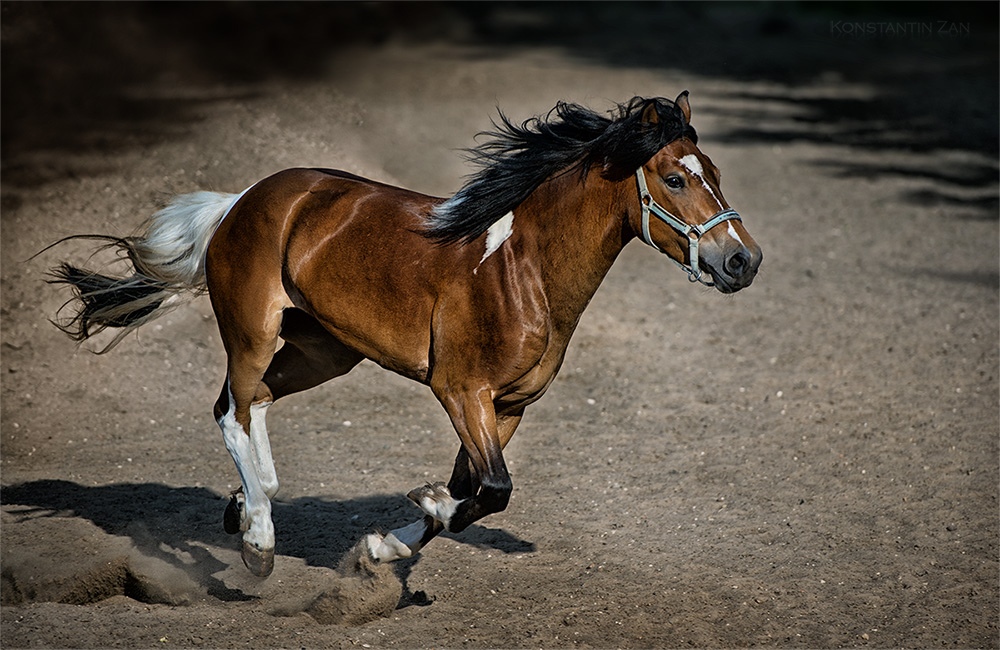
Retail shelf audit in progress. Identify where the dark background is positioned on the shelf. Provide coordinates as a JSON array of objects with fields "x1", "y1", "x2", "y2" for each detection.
[{"x1": 3, "y1": 2, "x2": 997, "y2": 191}]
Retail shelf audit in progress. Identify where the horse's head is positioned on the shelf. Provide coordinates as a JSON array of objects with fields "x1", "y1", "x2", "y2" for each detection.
[{"x1": 630, "y1": 92, "x2": 762, "y2": 294}]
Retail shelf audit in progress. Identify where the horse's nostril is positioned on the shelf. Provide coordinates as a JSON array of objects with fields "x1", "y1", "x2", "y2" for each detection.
[{"x1": 725, "y1": 250, "x2": 750, "y2": 277}]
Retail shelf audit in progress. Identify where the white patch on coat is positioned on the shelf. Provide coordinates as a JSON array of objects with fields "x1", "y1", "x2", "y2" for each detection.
[
  {"x1": 678, "y1": 155, "x2": 723, "y2": 210},
  {"x1": 479, "y1": 211, "x2": 514, "y2": 265}
]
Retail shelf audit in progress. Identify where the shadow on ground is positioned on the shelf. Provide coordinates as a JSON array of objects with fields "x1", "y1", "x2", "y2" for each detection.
[{"x1": 1, "y1": 479, "x2": 533, "y2": 602}]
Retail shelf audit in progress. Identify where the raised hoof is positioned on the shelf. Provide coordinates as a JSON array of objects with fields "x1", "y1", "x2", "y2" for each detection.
[
  {"x1": 407, "y1": 482, "x2": 450, "y2": 507},
  {"x1": 407, "y1": 482, "x2": 462, "y2": 531},
  {"x1": 223, "y1": 494, "x2": 242, "y2": 534},
  {"x1": 241, "y1": 541, "x2": 275, "y2": 578}
]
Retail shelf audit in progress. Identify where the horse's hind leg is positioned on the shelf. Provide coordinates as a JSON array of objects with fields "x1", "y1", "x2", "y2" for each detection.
[
  {"x1": 215, "y1": 328, "x2": 283, "y2": 577},
  {"x1": 248, "y1": 310, "x2": 364, "y2": 500},
  {"x1": 216, "y1": 307, "x2": 364, "y2": 577},
  {"x1": 209, "y1": 262, "x2": 291, "y2": 578},
  {"x1": 223, "y1": 399, "x2": 279, "y2": 538},
  {"x1": 216, "y1": 376, "x2": 278, "y2": 577}
]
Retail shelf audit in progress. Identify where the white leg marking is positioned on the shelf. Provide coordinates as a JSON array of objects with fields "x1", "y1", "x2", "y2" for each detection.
[
  {"x1": 218, "y1": 383, "x2": 274, "y2": 551},
  {"x1": 249, "y1": 402, "x2": 279, "y2": 499},
  {"x1": 478, "y1": 211, "x2": 515, "y2": 267},
  {"x1": 678, "y1": 154, "x2": 724, "y2": 210},
  {"x1": 411, "y1": 483, "x2": 465, "y2": 530},
  {"x1": 364, "y1": 519, "x2": 429, "y2": 563}
]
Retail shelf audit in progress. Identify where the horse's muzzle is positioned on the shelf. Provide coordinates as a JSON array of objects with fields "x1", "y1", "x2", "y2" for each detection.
[{"x1": 706, "y1": 247, "x2": 762, "y2": 294}]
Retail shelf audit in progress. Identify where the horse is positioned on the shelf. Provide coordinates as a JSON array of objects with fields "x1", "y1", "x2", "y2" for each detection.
[{"x1": 48, "y1": 92, "x2": 762, "y2": 578}]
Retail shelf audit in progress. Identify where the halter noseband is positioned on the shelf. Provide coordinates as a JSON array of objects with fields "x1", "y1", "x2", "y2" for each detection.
[{"x1": 635, "y1": 166, "x2": 742, "y2": 286}]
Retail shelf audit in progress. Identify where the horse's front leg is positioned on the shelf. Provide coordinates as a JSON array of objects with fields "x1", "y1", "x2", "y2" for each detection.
[
  {"x1": 365, "y1": 404, "x2": 522, "y2": 562},
  {"x1": 411, "y1": 388, "x2": 513, "y2": 532}
]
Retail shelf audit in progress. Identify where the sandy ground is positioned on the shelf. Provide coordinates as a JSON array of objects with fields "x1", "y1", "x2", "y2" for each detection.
[{"x1": 2, "y1": 4, "x2": 998, "y2": 648}]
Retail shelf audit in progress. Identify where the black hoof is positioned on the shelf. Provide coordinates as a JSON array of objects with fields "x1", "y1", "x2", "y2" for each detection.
[
  {"x1": 223, "y1": 495, "x2": 242, "y2": 534},
  {"x1": 241, "y1": 541, "x2": 275, "y2": 578}
]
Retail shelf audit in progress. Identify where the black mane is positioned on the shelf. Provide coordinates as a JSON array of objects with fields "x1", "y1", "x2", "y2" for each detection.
[{"x1": 424, "y1": 96, "x2": 697, "y2": 245}]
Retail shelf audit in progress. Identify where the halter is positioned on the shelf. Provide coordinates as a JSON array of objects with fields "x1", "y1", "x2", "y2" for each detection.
[{"x1": 635, "y1": 166, "x2": 742, "y2": 286}]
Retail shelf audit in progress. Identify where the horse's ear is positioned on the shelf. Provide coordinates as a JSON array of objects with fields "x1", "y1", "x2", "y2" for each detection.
[
  {"x1": 675, "y1": 90, "x2": 691, "y2": 124},
  {"x1": 641, "y1": 100, "x2": 660, "y2": 125}
]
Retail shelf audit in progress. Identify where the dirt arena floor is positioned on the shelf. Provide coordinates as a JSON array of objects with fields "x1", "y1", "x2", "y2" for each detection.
[{"x1": 2, "y1": 4, "x2": 997, "y2": 648}]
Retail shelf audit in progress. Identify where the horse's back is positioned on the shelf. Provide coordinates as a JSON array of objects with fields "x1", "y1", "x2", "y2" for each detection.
[
  {"x1": 206, "y1": 167, "x2": 447, "y2": 378},
  {"x1": 208, "y1": 167, "x2": 437, "y2": 278}
]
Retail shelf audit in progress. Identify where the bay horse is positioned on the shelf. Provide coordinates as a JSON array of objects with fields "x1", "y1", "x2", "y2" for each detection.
[{"x1": 49, "y1": 92, "x2": 762, "y2": 578}]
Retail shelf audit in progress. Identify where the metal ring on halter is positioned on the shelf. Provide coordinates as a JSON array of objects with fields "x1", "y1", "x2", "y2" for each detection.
[{"x1": 635, "y1": 167, "x2": 742, "y2": 286}]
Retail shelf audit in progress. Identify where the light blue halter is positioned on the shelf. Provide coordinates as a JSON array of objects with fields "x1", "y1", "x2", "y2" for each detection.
[{"x1": 635, "y1": 166, "x2": 742, "y2": 286}]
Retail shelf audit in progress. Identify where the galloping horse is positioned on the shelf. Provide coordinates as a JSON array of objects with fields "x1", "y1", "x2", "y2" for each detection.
[{"x1": 50, "y1": 93, "x2": 761, "y2": 577}]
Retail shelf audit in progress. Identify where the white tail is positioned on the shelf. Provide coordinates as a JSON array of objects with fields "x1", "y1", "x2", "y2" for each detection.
[
  {"x1": 132, "y1": 191, "x2": 245, "y2": 288},
  {"x1": 48, "y1": 190, "x2": 245, "y2": 352}
]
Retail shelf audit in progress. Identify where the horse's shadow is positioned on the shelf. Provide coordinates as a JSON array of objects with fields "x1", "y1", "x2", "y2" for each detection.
[{"x1": 0, "y1": 479, "x2": 534, "y2": 603}]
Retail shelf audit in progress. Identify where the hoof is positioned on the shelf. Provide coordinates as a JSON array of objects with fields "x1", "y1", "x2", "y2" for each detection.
[
  {"x1": 407, "y1": 482, "x2": 461, "y2": 530},
  {"x1": 241, "y1": 541, "x2": 274, "y2": 578},
  {"x1": 364, "y1": 531, "x2": 414, "y2": 563},
  {"x1": 363, "y1": 533, "x2": 388, "y2": 564},
  {"x1": 407, "y1": 482, "x2": 450, "y2": 506},
  {"x1": 223, "y1": 494, "x2": 242, "y2": 534}
]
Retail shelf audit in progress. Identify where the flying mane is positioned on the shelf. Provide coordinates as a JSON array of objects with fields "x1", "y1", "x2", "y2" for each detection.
[{"x1": 424, "y1": 95, "x2": 698, "y2": 245}]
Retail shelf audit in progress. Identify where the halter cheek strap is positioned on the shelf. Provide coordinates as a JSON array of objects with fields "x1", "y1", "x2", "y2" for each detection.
[{"x1": 635, "y1": 167, "x2": 741, "y2": 286}]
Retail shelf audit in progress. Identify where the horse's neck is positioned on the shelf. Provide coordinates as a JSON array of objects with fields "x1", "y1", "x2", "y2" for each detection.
[{"x1": 520, "y1": 171, "x2": 632, "y2": 333}]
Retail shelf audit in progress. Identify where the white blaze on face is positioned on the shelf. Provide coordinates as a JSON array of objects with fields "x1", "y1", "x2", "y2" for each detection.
[
  {"x1": 678, "y1": 153, "x2": 703, "y2": 176},
  {"x1": 479, "y1": 211, "x2": 514, "y2": 265},
  {"x1": 678, "y1": 154, "x2": 724, "y2": 210},
  {"x1": 727, "y1": 221, "x2": 746, "y2": 247}
]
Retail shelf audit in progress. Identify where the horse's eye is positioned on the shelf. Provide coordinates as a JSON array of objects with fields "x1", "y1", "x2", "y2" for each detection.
[{"x1": 665, "y1": 174, "x2": 685, "y2": 190}]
